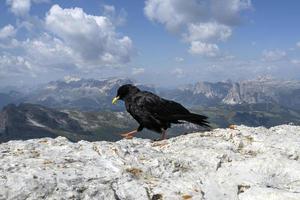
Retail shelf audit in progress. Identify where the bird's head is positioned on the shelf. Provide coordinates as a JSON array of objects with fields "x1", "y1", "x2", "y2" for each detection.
[{"x1": 112, "y1": 84, "x2": 140, "y2": 104}]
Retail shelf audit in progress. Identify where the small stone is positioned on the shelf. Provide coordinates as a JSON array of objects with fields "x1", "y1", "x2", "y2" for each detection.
[
  {"x1": 182, "y1": 194, "x2": 193, "y2": 199},
  {"x1": 152, "y1": 194, "x2": 163, "y2": 200}
]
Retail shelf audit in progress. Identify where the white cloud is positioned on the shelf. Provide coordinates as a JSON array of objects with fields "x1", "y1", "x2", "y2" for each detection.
[
  {"x1": 103, "y1": 5, "x2": 116, "y2": 14},
  {"x1": 262, "y1": 49, "x2": 286, "y2": 62},
  {"x1": 6, "y1": 0, "x2": 31, "y2": 16},
  {"x1": 189, "y1": 41, "x2": 219, "y2": 57},
  {"x1": 103, "y1": 4, "x2": 127, "y2": 26},
  {"x1": 0, "y1": 24, "x2": 16, "y2": 39},
  {"x1": 0, "y1": 54, "x2": 35, "y2": 78},
  {"x1": 144, "y1": 0, "x2": 252, "y2": 56},
  {"x1": 6, "y1": 0, "x2": 49, "y2": 16},
  {"x1": 21, "y1": 33, "x2": 75, "y2": 69},
  {"x1": 296, "y1": 41, "x2": 300, "y2": 48},
  {"x1": 0, "y1": 33, "x2": 75, "y2": 77},
  {"x1": 186, "y1": 22, "x2": 232, "y2": 42},
  {"x1": 132, "y1": 68, "x2": 145, "y2": 75},
  {"x1": 210, "y1": 0, "x2": 252, "y2": 25},
  {"x1": 0, "y1": 4, "x2": 134, "y2": 82},
  {"x1": 175, "y1": 57, "x2": 184, "y2": 62},
  {"x1": 144, "y1": 0, "x2": 207, "y2": 32},
  {"x1": 45, "y1": 4, "x2": 133, "y2": 66}
]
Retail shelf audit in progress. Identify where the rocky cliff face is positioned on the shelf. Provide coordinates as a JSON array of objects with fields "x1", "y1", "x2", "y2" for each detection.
[
  {"x1": 222, "y1": 78, "x2": 297, "y2": 105},
  {"x1": 221, "y1": 78, "x2": 300, "y2": 108},
  {"x1": 0, "y1": 125, "x2": 299, "y2": 200},
  {"x1": 25, "y1": 78, "x2": 156, "y2": 111},
  {"x1": 26, "y1": 78, "x2": 134, "y2": 111},
  {"x1": 165, "y1": 78, "x2": 300, "y2": 110}
]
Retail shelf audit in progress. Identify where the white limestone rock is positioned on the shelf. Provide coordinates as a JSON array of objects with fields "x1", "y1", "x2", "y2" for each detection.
[{"x1": 0, "y1": 125, "x2": 300, "y2": 200}]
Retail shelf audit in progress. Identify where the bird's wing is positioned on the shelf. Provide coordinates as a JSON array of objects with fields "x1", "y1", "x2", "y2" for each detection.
[
  {"x1": 135, "y1": 91, "x2": 190, "y2": 120},
  {"x1": 127, "y1": 92, "x2": 164, "y2": 127}
]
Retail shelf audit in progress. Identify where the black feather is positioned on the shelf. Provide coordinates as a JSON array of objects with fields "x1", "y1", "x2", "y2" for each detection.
[{"x1": 115, "y1": 84, "x2": 210, "y2": 134}]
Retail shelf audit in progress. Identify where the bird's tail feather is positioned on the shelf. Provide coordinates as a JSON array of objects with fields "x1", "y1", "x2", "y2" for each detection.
[{"x1": 168, "y1": 113, "x2": 210, "y2": 128}]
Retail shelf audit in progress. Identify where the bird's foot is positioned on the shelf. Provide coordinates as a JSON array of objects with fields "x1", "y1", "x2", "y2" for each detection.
[
  {"x1": 125, "y1": 135, "x2": 133, "y2": 139},
  {"x1": 160, "y1": 130, "x2": 167, "y2": 140},
  {"x1": 120, "y1": 130, "x2": 138, "y2": 139},
  {"x1": 153, "y1": 137, "x2": 167, "y2": 142},
  {"x1": 120, "y1": 133, "x2": 130, "y2": 137},
  {"x1": 120, "y1": 133, "x2": 134, "y2": 139}
]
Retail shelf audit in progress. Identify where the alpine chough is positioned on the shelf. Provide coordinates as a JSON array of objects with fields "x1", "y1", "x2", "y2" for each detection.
[{"x1": 112, "y1": 84, "x2": 210, "y2": 140}]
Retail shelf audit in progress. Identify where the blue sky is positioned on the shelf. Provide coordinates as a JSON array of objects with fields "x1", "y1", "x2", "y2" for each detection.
[{"x1": 0, "y1": 0, "x2": 300, "y2": 87}]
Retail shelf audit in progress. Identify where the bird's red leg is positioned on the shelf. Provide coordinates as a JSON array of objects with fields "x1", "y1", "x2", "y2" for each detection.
[
  {"x1": 120, "y1": 129, "x2": 138, "y2": 139},
  {"x1": 161, "y1": 129, "x2": 167, "y2": 140}
]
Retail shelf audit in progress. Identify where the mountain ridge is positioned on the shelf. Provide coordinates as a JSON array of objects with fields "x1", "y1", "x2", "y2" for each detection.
[
  {"x1": 1, "y1": 102, "x2": 300, "y2": 143},
  {"x1": 1, "y1": 77, "x2": 300, "y2": 111}
]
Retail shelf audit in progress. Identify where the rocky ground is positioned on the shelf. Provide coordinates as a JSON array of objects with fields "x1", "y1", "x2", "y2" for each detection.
[{"x1": 0, "y1": 125, "x2": 300, "y2": 200}]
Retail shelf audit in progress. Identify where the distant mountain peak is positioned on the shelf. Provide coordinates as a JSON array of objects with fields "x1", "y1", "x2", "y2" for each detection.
[
  {"x1": 63, "y1": 76, "x2": 82, "y2": 83},
  {"x1": 250, "y1": 75, "x2": 275, "y2": 82}
]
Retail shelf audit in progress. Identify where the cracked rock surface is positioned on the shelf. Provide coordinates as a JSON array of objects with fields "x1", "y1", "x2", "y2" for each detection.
[{"x1": 0, "y1": 125, "x2": 300, "y2": 200}]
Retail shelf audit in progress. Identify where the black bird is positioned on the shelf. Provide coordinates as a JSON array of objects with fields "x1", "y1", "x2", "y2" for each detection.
[{"x1": 112, "y1": 84, "x2": 210, "y2": 140}]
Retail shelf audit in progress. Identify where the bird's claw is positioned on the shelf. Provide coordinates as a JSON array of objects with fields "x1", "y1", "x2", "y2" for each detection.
[
  {"x1": 153, "y1": 138, "x2": 166, "y2": 142},
  {"x1": 120, "y1": 133, "x2": 134, "y2": 139},
  {"x1": 120, "y1": 133, "x2": 128, "y2": 137},
  {"x1": 124, "y1": 135, "x2": 133, "y2": 139}
]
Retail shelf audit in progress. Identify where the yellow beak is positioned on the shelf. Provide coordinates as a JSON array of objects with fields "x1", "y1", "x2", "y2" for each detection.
[{"x1": 112, "y1": 96, "x2": 120, "y2": 104}]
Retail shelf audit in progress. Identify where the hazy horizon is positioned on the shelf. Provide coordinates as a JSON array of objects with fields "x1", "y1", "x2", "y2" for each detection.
[
  {"x1": 1, "y1": 0, "x2": 300, "y2": 87},
  {"x1": 1, "y1": 74, "x2": 300, "y2": 93}
]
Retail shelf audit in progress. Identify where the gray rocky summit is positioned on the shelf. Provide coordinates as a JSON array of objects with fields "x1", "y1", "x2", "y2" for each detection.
[{"x1": 0, "y1": 125, "x2": 300, "y2": 200}]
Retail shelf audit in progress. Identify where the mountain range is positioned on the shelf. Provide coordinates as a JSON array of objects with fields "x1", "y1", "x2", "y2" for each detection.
[
  {"x1": 161, "y1": 76, "x2": 300, "y2": 110},
  {"x1": 0, "y1": 103, "x2": 205, "y2": 142},
  {"x1": 1, "y1": 76, "x2": 300, "y2": 111},
  {"x1": 1, "y1": 76, "x2": 300, "y2": 142}
]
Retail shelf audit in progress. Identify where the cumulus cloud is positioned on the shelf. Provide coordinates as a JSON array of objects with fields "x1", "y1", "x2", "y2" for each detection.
[
  {"x1": 186, "y1": 22, "x2": 232, "y2": 42},
  {"x1": 21, "y1": 34, "x2": 75, "y2": 69},
  {"x1": 144, "y1": 0, "x2": 207, "y2": 32},
  {"x1": 103, "y1": 4, "x2": 127, "y2": 26},
  {"x1": 210, "y1": 0, "x2": 252, "y2": 25},
  {"x1": 6, "y1": 0, "x2": 49, "y2": 16},
  {"x1": 0, "y1": 4, "x2": 133, "y2": 83},
  {"x1": 0, "y1": 33, "x2": 76, "y2": 78},
  {"x1": 262, "y1": 49, "x2": 287, "y2": 62},
  {"x1": 0, "y1": 54, "x2": 35, "y2": 78},
  {"x1": 0, "y1": 24, "x2": 16, "y2": 39},
  {"x1": 144, "y1": 0, "x2": 252, "y2": 56},
  {"x1": 45, "y1": 4, "x2": 133, "y2": 66},
  {"x1": 103, "y1": 5, "x2": 116, "y2": 14},
  {"x1": 189, "y1": 41, "x2": 219, "y2": 57},
  {"x1": 6, "y1": 0, "x2": 31, "y2": 16}
]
